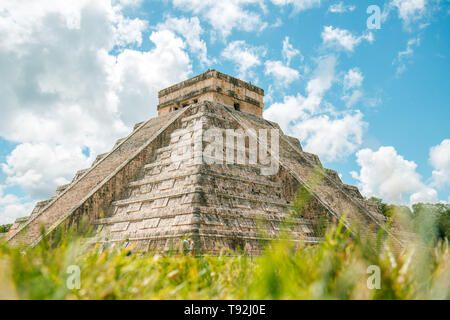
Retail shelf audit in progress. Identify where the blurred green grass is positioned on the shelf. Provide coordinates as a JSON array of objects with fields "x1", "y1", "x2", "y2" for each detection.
[{"x1": 0, "y1": 214, "x2": 448, "y2": 300}]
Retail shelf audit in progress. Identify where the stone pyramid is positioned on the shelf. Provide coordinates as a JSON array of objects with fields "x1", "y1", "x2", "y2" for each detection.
[{"x1": 7, "y1": 70, "x2": 390, "y2": 254}]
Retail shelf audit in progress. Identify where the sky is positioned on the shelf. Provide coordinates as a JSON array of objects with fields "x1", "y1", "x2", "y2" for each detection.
[{"x1": 0, "y1": 0, "x2": 449, "y2": 225}]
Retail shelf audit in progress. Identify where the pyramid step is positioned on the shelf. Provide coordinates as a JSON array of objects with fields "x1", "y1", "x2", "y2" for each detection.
[
  {"x1": 98, "y1": 203, "x2": 293, "y2": 228},
  {"x1": 95, "y1": 207, "x2": 198, "y2": 225},
  {"x1": 114, "y1": 138, "x2": 126, "y2": 148},
  {"x1": 200, "y1": 168, "x2": 282, "y2": 188},
  {"x1": 285, "y1": 135, "x2": 303, "y2": 151},
  {"x1": 72, "y1": 168, "x2": 89, "y2": 182},
  {"x1": 30, "y1": 199, "x2": 52, "y2": 217},
  {"x1": 342, "y1": 184, "x2": 364, "y2": 200},
  {"x1": 111, "y1": 183, "x2": 287, "y2": 209},
  {"x1": 112, "y1": 186, "x2": 199, "y2": 207},
  {"x1": 129, "y1": 169, "x2": 199, "y2": 188},
  {"x1": 181, "y1": 110, "x2": 233, "y2": 124},
  {"x1": 133, "y1": 121, "x2": 145, "y2": 131},
  {"x1": 126, "y1": 167, "x2": 283, "y2": 201},
  {"x1": 92, "y1": 153, "x2": 109, "y2": 166},
  {"x1": 325, "y1": 169, "x2": 343, "y2": 185},
  {"x1": 143, "y1": 153, "x2": 281, "y2": 176}
]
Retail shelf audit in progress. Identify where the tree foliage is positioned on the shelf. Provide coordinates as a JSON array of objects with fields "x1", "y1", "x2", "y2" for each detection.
[
  {"x1": 0, "y1": 224, "x2": 12, "y2": 233},
  {"x1": 368, "y1": 197, "x2": 450, "y2": 242}
]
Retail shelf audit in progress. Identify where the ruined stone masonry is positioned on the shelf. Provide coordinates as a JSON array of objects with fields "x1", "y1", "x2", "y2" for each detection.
[{"x1": 7, "y1": 70, "x2": 392, "y2": 254}]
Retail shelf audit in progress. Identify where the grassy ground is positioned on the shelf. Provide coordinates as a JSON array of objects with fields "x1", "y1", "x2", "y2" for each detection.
[{"x1": 0, "y1": 217, "x2": 448, "y2": 300}]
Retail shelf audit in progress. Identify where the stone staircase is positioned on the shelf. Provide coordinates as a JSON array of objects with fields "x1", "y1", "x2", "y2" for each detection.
[{"x1": 94, "y1": 103, "x2": 322, "y2": 254}]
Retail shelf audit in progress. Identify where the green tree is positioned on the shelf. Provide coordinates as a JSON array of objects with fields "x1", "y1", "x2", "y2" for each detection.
[
  {"x1": 368, "y1": 197, "x2": 411, "y2": 218},
  {"x1": 411, "y1": 203, "x2": 450, "y2": 241},
  {"x1": 368, "y1": 197, "x2": 449, "y2": 242},
  {"x1": 0, "y1": 224, "x2": 12, "y2": 233}
]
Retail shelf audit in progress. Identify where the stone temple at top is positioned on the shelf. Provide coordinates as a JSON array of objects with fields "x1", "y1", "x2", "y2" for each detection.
[
  {"x1": 6, "y1": 70, "x2": 393, "y2": 254},
  {"x1": 157, "y1": 70, "x2": 264, "y2": 116}
]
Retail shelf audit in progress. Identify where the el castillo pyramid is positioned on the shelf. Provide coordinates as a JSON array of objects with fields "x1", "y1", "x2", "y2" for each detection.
[{"x1": 6, "y1": 70, "x2": 393, "y2": 254}]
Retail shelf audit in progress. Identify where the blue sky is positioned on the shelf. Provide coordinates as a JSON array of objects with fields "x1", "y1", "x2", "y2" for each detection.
[{"x1": 0, "y1": 0, "x2": 449, "y2": 224}]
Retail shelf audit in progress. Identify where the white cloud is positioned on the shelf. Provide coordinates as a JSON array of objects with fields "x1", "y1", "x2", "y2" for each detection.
[
  {"x1": 113, "y1": 0, "x2": 143, "y2": 7},
  {"x1": 390, "y1": 0, "x2": 427, "y2": 26},
  {"x1": 171, "y1": 0, "x2": 266, "y2": 39},
  {"x1": 0, "y1": 1, "x2": 193, "y2": 223},
  {"x1": 0, "y1": 1, "x2": 147, "y2": 51},
  {"x1": 222, "y1": 40, "x2": 266, "y2": 79},
  {"x1": 2, "y1": 143, "x2": 92, "y2": 199},
  {"x1": 395, "y1": 37, "x2": 420, "y2": 75},
  {"x1": 264, "y1": 56, "x2": 335, "y2": 124},
  {"x1": 264, "y1": 60, "x2": 299, "y2": 87},
  {"x1": 351, "y1": 146, "x2": 438, "y2": 204},
  {"x1": 410, "y1": 187, "x2": 439, "y2": 204},
  {"x1": 270, "y1": 18, "x2": 283, "y2": 28},
  {"x1": 112, "y1": 30, "x2": 192, "y2": 124},
  {"x1": 430, "y1": 139, "x2": 450, "y2": 188},
  {"x1": 156, "y1": 16, "x2": 213, "y2": 67},
  {"x1": 343, "y1": 68, "x2": 364, "y2": 90},
  {"x1": 113, "y1": 15, "x2": 148, "y2": 47},
  {"x1": 264, "y1": 56, "x2": 337, "y2": 131},
  {"x1": 328, "y1": 2, "x2": 356, "y2": 13},
  {"x1": 321, "y1": 26, "x2": 374, "y2": 52},
  {"x1": 170, "y1": 0, "x2": 322, "y2": 39},
  {"x1": 398, "y1": 37, "x2": 420, "y2": 59},
  {"x1": 282, "y1": 36, "x2": 302, "y2": 66},
  {"x1": 292, "y1": 111, "x2": 366, "y2": 162},
  {"x1": 264, "y1": 55, "x2": 367, "y2": 162},
  {"x1": 342, "y1": 68, "x2": 364, "y2": 107},
  {"x1": 0, "y1": 186, "x2": 34, "y2": 225},
  {"x1": 270, "y1": 0, "x2": 321, "y2": 12},
  {"x1": 305, "y1": 55, "x2": 336, "y2": 105},
  {"x1": 264, "y1": 94, "x2": 305, "y2": 130},
  {"x1": 342, "y1": 90, "x2": 363, "y2": 108}
]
